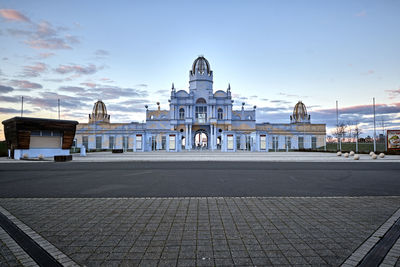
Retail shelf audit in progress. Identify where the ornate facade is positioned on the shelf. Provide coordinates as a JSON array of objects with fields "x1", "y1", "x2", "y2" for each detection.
[{"x1": 75, "y1": 56, "x2": 326, "y2": 152}]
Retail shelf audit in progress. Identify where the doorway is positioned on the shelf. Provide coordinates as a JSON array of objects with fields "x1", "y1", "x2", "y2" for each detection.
[{"x1": 194, "y1": 129, "x2": 208, "y2": 149}]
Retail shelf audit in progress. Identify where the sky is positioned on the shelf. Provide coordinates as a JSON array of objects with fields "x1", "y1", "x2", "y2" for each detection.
[{"x1": 1, "y1": 0, "x2": 400, "y2": 140}]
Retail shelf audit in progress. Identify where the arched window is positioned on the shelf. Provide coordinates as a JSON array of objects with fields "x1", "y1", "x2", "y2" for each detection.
[
  {"x1": 217, "y1": 108, "x2": 223, "y2": 120},
  {"x1": 179, "y1": 108, "x2": 185, "y2": 119},
  {"x1": 196, "y1": 98, "x2": 206, "y2": 104}
]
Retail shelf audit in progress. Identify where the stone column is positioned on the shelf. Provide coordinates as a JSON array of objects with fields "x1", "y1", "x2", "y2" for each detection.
[{"x1": 185, "y1": 125, "x2": 188, "y2": 150}]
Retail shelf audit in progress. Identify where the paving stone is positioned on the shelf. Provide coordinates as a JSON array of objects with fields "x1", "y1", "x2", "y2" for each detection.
[{"x1": 0, "y1": 197, "x2": 399, "y2": 266}]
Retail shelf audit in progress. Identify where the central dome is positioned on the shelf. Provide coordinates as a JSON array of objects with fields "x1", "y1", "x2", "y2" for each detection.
[{"x1": 192, "y1": 55, "x2": 211, "y2": 75}]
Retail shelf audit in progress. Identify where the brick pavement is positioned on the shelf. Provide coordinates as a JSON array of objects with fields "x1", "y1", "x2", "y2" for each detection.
[{"x1": 0, "y1": 197, "x2": 399, "y2": 266}]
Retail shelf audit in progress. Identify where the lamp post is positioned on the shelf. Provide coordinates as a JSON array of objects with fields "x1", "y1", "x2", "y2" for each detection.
[{"x1": 373, "y1": 97, "x2": 376, "y2": 152}]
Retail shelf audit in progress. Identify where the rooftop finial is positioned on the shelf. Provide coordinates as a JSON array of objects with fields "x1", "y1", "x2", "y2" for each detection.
[
  {"x1": 227, "y1": 83, "x2": 231, "y2": 92},
  {"x1": 172, "y1": 83, "x2": 175, "y2": 90}
]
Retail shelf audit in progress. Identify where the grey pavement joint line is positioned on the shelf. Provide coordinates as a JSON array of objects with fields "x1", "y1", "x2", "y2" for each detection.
[
  {"x1": 0, "y1": 205, "x2": 79, "y2": 267},
  {"x1": 341, "y1": 207, "x2": 400, "y2": 266},
  {"x1": 0, "y1": 226, "x2": 38, "y2": 266}
]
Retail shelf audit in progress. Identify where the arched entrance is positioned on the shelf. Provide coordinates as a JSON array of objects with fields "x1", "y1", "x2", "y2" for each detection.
[{"x1": 194, "y1": 129, "x2": 208, "y2": 149}]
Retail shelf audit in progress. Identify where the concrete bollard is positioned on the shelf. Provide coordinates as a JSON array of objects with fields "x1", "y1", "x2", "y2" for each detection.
[
  {"x1": 379, "y1": 153, "x2": 385, "y2": 158},
  {"x1": 371, "y1": 154, "x2": 377, "y2": 159},
  {"x1": 369, "y1": 151, "x2": 375, "y2": 156},
  {"x1": 337, "y1": 151, "x2": 342, "y2": 156},
  {"x1": 349, "y1": 151, "x2": 355, "y2": 156},
  {"x1": 23, "y1": 153, "x2": 28, "y2": 159},
  {"x1": 344, "y1": 152, "x2": 349, "y2": 158},
  {"x1": 354, "y1": 154, "x2": 360, "y2": 160},
  {"x1": 38, "y1": 154, "x2": 44, "y2": 160}
]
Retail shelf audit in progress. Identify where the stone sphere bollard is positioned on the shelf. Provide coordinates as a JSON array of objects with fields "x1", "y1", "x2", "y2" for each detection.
[
  {"x1": 369, "y1": 151, "x2": 375, "y2": 156},
  {"x1": 354, "y1": 154, "x2": 360, "y2": 160},
  {"x1": 344, "y1": 152, "x2": 349, "y2": 158},
  {"x1": 371, "y1": 154, "x2": 377, "y2": 159},
  {"x1": 337, "y1": 151, "x2": 342, "y2": 156},
  {"x1": 379, "y1": 153, "x2": 385, "y2": 158},
  {"x1": 349, "y1": 151, "x2": 355, "y2": 156},
  {"x1": 23, "y1": 153, "x2": 28, "y2": 159},
  {"x1": 38, "y1": 154, "x2": 44, "y2": 160}
]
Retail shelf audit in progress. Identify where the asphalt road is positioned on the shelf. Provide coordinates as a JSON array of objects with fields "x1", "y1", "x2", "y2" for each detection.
[{"x1": 0, "y1": 161, "x2": 399, "y2": 197}]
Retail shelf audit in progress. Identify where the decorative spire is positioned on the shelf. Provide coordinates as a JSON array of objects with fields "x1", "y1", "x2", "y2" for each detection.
[
  {"x1": 171, "y1": 83, "x2": 175, "y2": 91},
  {"x1": 157, "y1": 102, "x2": 160, "y2": 111},
  {"x1": 227, "y1": 83, "x2": 231, "y2": 92}
]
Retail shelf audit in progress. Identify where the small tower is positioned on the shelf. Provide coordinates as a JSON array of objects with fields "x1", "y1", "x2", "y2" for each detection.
[
  {"x1": 290, "y1": 101, "x2": 310, "y2": 123},
  {"x1": 89, "y1": 100, "x2": 110, "y2": 123},
  {"x1": 189, "y1": 55, "x2": 213, "y2": 92}
]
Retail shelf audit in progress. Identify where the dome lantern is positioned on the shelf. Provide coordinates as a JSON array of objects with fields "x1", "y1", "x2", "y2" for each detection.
[
  {"x1": 89, "y1": 100, "x2": 110, "y2": 123},
  {"x1": 290, "y1": 101, "x2": 310, "y2": 124}
]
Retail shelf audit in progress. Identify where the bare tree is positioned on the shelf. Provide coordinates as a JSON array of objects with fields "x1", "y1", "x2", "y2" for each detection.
[
  {"x1": 333, "y1": 122, "x2": 347, "y2": 151},
  {"x1": 353, "y1": 122, "x2": 362, "y2": 153}
]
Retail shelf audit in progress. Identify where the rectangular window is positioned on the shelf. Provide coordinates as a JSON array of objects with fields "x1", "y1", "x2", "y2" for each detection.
[
  {"x1": 96, "y1": 136, "x2": 102, "y2": 149},
  {"x1": 123, "y1": 136, "x2": 128, "y2": 150},
  {"x1": 42, "y1": 130, "x2": 52, "y2": 136},
  {"x1": 298, "y1": 136, "x2": 304, "y2": 149},
  {"x1": 272, "y1": 136, "x2": 278, "y2": 151},
  {"x1": 169, "y1": 135, "x2": 176, "y2": 150},
  {"x1": 195, "y1": 106, "x2": 207, "y2": 123},
  {"x1": 52, "y1": 131, "x2": 62, "y2": 136},
  {"x1": 260, "y1": 135, "x2": 266, "y2": 150},
  {"x1": 109, "y1": 136, "x2": 115, "y2": 149},
  {"x1": 151, "y1": 136, "x2": 156, "y2": 151},
  {"x1": 161, "y1": 136, "x2": 166, "y2": 150},
  {"x1": 136, "y1": 135, "x2": 142, "y2": 150},
  {"x1": 236, "y1": 135, "x2": 241, "y2": 150},
  {"x1": 82, "y1": 136, "x2": 88, "y2": 150},
  {"x1": 286, "y1": 136, "x2": 291, "y2": 150},
  {"x1": 312, "y1": 136, "x2": 317, "y2": 149},
  {"x1": 227, "y1": 135, "x2": 234, "y2": 150},
  {"x1": 31, "y1": 131, "x2": 41, "y2": 136}
]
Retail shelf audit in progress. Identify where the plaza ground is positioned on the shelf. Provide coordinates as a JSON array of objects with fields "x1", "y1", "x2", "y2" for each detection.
[{"x1": 0, "y1": 155, "x2": 399, "y2": 266}]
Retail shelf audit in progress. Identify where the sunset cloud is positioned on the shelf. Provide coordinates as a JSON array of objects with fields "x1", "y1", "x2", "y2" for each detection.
[
  {"x1": 54, "y1": 64, "x2": 99, "y2": 75},
  {"x1": 0, "y1": 9, "x2": 30, "y2": 23},
  {"x1": 22, "y1": 62, "x2": 47, "y2": 77},
  {"x1": 10, "y1": 80, "x2": 42, "y2": 89},
  {"x1": 80, "y1": 82, "x2": 97, "y2": 88}
]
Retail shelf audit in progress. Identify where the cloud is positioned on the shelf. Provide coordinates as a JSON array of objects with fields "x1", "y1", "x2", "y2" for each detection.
[
  {"x1": 0, "y1": 9, "x2": 30, "y2": 22},
  {"x1": 54, "y1": 64, "x2": 99, "y2": 75},
  {"x1": 270, "y1": 99, "x2": 292, "y2": 105},
  {"x1": 59, "y1": 86, "x2": 87, "y2": 93},
  {"x1": 136, "y1": 84, "x2": 148, "y2": 87},
  {"x1": 22, "y1": 62, "x2": 47, "y2": 77},
  {"x1": 355, "y1": 10, "x2": 366, "y2": 17},
  {"x1": 4, "y1": 15, "x2": 80, "y2": 50},
  {"x1": 10, "y1": 80, "x2": 42, "y2": 89},
  {"x1": 72, "y1": 86, "x2": 148, "y2": 100},
  {"x1": 155, "y1": 89, "x2": 169, "y2": 95},
  {"x1": 278, "y1": 92, "x2": 309, "y2": 99},
  {"x1": 26, "y1": 38, "x2": 72, "y2": 50},
  {"x1": 24, "y1": 92, "x2": 91, "y2": 111},
  {"x1": 385, "y1": 88, "x2": 400, "y2": 99},
  {"x1": 0, "y1": 85, "x2": 14, "y2": 93},
  {"x1": 38, "y1": 52, "x2": 55, "y2": 59},
  {"x1": 107, "y1": 104, "x2": 144, "y2": 113},
  {"x1": 99, "y1": 77, "x2": 114, "y2": 83},
  {"x1": 80, "y1": 82, "x2": 97, "y2": 88},
  {"x1": 0, "y1": 107, "x2": 32, "y2": 114},
  {"x1": 95, "y1": 49, "x2": 109, "y2": 56},
  {"x1": 119, "y1": 99, "x2": 150, "y2": 105},
  {"x1": 0, "y1": 95, "x2": 20, "y2": 103}
]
